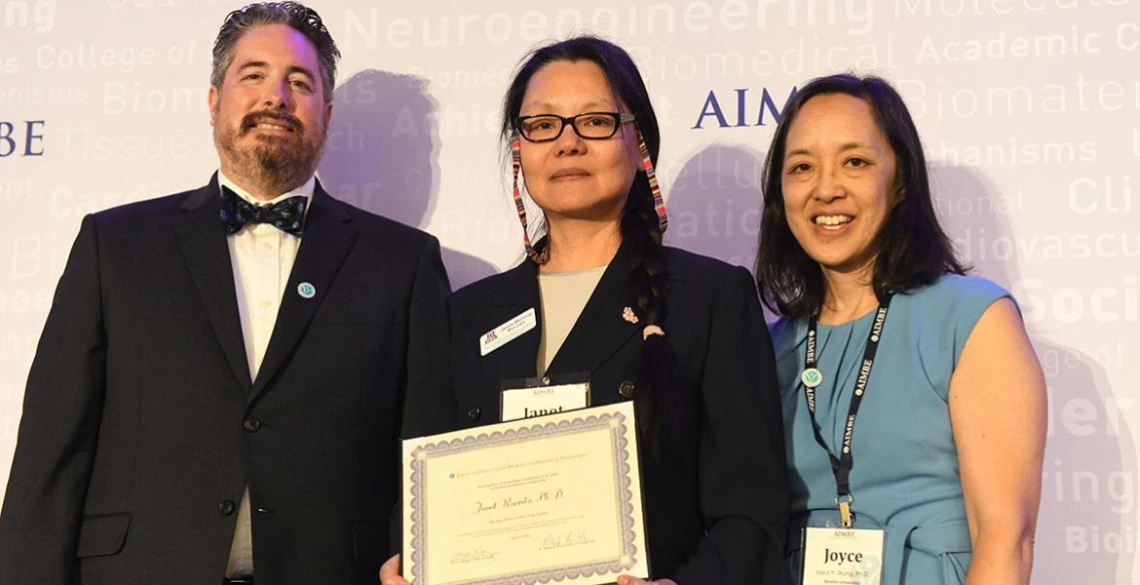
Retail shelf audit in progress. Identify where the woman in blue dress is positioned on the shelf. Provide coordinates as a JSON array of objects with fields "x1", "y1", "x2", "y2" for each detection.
[{"x1": 755, "y1": 74, "x2": 1046, "y2": 585}]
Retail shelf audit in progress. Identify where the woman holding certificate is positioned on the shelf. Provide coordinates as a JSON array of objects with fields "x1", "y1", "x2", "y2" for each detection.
[
  {"x1": 756, "y1": 74, "x2": 1046, "y2": 585},
  {"x1": 383, "y1": 36, "x2": 789, "y2": 585}
]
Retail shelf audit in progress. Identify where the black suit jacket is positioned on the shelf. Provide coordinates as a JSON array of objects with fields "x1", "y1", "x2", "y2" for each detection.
[
  {"x1": 448, "y1": 242, "x2": 789, "y2": 584},
  {"x1": 0, "y1": 177, "x2": 454, "y2": 585}
]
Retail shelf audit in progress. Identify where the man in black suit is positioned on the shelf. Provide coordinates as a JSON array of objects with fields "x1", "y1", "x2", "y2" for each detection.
[{"x1": 0, "y1": 3, "x2": 451, "y2": 584}]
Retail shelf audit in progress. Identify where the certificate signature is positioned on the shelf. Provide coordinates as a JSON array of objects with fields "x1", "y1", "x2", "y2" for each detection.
[
  {"x1": 450, "y1": 548, "x2": 502, "y2": 565},
  {"x1": 539, "y1": 531, "x2": 595, "y2": 550}
]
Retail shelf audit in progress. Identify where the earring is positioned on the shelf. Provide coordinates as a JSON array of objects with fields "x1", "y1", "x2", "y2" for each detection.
[{"x1": 638, "y1": 133, "x2": 668, "y2": 233}]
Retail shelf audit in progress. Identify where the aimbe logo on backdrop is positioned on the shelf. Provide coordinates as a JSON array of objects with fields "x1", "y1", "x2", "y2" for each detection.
[
  {"x1": 0, "y1": 120, "x2": 45, "y2": 157},
  {"x1": 691, "y1": 87, "x2": 798, "y2": 129}
]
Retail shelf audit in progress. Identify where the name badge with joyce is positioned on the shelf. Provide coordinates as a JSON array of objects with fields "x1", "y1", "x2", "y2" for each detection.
[
  {"x1": 801, "y1": 527, "x2": 884, "y2": 585},
  {"x1": 500, "y1": 374, "x2": 590, "y2": 422}
]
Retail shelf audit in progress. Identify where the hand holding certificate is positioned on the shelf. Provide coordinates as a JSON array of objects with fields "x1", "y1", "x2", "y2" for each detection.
[{"x1": 402, "y1": 402, "x2": 649, "y2": 585}]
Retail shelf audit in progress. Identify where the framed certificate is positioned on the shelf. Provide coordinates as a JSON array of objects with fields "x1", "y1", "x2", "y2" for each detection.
[{"x1": 402, "y1": 402, "x2": 648, "y2": 585}]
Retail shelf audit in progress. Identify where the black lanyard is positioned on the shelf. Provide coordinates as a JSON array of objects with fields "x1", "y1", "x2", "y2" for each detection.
[{"x1": 802, "y1": 295, "x2": 892, "y2": 528}]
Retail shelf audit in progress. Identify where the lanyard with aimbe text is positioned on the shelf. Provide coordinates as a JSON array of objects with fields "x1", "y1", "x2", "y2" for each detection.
[{"x1": 801, "y1": 295, "x2": 892, "y2": 529}]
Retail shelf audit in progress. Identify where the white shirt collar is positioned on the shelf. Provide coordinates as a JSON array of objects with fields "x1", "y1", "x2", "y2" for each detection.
[{"x1": 217, "y1": 170, "x2": 316, "y2": 206}]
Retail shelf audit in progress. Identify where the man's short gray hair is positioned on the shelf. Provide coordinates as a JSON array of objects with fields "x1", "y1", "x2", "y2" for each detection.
[{"x1": 210, "y1": 2, "x2": 340, "y2": 102}]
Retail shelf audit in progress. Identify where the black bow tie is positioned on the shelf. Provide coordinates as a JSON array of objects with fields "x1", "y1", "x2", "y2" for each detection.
[{"x1": 219, "y1": 186, "x2": 308, "y2": 237}]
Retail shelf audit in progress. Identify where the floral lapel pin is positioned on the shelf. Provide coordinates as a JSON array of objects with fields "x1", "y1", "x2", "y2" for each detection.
[{"x1": 622, "y1": 306, "x2": 639, "y2": 324}]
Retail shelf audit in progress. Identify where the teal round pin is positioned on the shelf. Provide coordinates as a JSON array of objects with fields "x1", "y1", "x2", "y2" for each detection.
[
  {"x1": 297, "y1": 282, "x2": 316, "y2": 299},
  {"x1": 801, "y1": 367, "x2": 823, "y2": 388}
]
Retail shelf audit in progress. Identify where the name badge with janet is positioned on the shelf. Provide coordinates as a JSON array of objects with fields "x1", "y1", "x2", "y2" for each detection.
[
  {"x1": 801, "y1": 527, "x2": 883, "y2": 585},
  {"x1": 501, "y1": 373, "x2": 590, "y2": 422}
]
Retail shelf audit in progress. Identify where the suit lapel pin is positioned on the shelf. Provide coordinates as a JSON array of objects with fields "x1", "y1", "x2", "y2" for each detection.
[
  {"x1": 297, "y1": 282, "x2": 316, "y2": 299},
  {"x1": 622, "y1": 306, "x2": 639, "y2": 324}
]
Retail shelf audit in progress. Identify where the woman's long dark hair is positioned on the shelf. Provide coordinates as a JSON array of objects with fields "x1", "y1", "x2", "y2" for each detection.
[
  {"x1": 501, "y1": 36, "x2": 680, "y2": 447},
  {"x1": 755, "y1": 73, "x2": 968, "y2": 318}
]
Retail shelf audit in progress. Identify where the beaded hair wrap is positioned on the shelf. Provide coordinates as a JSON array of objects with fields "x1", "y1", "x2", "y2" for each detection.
[
  {"x1": 510, "y1": 137, "x2": 547, "y2": 264},
  {"x1": 636, "y1": 132, "x2": 669, "y2": 341},
  {"x1": 638, "y1": 133, "x2": 668, "y2": 234}
]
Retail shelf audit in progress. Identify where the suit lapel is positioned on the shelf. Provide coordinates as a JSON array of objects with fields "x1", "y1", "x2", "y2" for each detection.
[
  {"x1": 477, "y1": 261, "x2": 544, "y2": 399},
  {"x1": 473, "y1": 241, "x2": 643, "y2": 416},
  {"x1": 174, "y1": 175, "x2": 252, "y2": 395},
  {"x1": 545, "y1": 241, "x2": 641, "y2": 378},
  {"x1": 251, "y1": 182, "x2": 356, "y2": 401}
]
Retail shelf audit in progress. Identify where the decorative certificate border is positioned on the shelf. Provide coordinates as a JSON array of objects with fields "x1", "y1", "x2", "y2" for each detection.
[{"x1": 407, "y1": 405, "x2": 641, "y2": 585}]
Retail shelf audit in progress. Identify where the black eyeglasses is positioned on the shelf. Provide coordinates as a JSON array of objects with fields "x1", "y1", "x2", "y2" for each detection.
[{"x1": 514, "y1": 112, "x2": 637, "y2": 143}]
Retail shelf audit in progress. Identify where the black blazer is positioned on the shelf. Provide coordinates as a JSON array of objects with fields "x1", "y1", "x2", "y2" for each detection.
[
  {"x1": 0, "y1": 177, "x2": 453, "y2": 585},
  {"x1": 448, "y1": 242, "x2": 789, "y2": 584}
]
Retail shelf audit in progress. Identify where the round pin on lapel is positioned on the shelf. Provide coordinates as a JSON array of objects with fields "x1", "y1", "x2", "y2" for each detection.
[
  {"x1": 801, "y1": 367, "x2": 823, "y2": 388},
  {"x1": 297, "y1": 282, "x2": 316, "y2": 299}
]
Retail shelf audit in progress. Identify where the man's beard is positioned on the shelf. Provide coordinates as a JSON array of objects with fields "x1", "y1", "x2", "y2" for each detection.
[{"x1": 215, "y1": 110, "x2": 327, "y2": 195}]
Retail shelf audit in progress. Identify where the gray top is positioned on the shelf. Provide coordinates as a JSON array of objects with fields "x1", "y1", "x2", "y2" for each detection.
[{"x1": 536, "y1": 266, "x2": 606, "y2": 375}]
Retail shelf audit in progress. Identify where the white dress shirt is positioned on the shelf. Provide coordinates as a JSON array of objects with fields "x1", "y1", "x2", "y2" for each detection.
[{"x1": 217, "y1": 171, "x2": 315, "y2": 578}]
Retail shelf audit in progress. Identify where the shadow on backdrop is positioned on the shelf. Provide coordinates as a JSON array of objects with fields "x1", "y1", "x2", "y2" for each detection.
[
  {"x1": 932, "y1": 164, "x2": 1135, "y2": 585},
  {"x1": 318, "y1": 69, "x2": 496, "y2": 290},
  {"x1": 664, "y1": 144, "x2": 766, "y2": 274}
]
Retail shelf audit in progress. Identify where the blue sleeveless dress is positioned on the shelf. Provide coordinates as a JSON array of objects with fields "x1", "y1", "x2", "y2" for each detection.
[{"x1": 770, "y1": 274, "x2": 1010, "y2": 585}]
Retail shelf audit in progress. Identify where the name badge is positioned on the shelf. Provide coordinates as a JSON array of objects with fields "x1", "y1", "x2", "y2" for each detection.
[
  {"x1": 500, "y1": 382, "x2": 590, "y2": 422},
  {"x1": 480, "y1": 308, "x2": 537, "y2": 356},
  {"x1": 801, "y1": 527, "x2": 883, "y2": 585}
]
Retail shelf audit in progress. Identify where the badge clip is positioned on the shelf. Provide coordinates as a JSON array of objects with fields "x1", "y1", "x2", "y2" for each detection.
[{"x1": 836, "y1": 494, "x2": 855, "y2": 528}]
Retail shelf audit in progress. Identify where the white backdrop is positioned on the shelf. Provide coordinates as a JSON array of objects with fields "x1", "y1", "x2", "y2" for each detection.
[{"x1": 1, "y1": 1, "x2": 1137, "y2": 582}]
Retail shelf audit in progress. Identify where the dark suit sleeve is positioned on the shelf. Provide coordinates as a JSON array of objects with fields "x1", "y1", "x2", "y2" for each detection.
[
  {"x1": 0, "y1": 214, "x2": 108, "y2": 585},
  {"x1": 400, "y1": 236, "x2": 455, "y2": 439},
  {"x1": 389, "y1": 236, "x2": 454, "y2": 560},
  {"x1": 672, "y1": 266, "x2": 790, "y2": 585}
]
